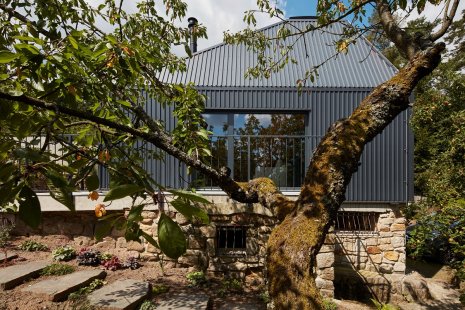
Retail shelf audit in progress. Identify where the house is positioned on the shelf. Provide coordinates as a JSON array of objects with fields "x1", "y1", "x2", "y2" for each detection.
[{"x1": 6, "y1": 17, "x2": 412, "y2": 301}]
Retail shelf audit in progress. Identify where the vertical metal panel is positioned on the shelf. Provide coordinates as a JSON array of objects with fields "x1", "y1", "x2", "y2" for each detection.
[{"x1": 144, "y1": 88, "x2": 412, "y2": 201}]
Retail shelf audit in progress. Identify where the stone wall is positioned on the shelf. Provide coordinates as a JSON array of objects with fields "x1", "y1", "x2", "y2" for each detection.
[
  {"x1": 2, "y1": 196, "x2": 406, "y2": 300},
  {"x1": 334, "y1": 209, "x2": 406, "y2": 275}
]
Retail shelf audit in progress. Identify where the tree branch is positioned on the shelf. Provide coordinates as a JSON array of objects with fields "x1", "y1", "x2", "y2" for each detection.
[
  {"x1": 375, "y1": 0, "x2": 419, "y2": 59},
  {"x1": 430, "y1": 0, "x2": 460, "y2": 41},
  {"x1": 0, "y1": 92, "x2": 294, "y2": 214}
]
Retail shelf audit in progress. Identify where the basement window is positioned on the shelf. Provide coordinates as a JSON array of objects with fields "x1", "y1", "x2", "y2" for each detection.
[
  {"x1": 216, "y1": 226, "x2": 247, "y2": 255},
  {"x1": 335, "y1": 212, "x2": 379, "y2": 232}
]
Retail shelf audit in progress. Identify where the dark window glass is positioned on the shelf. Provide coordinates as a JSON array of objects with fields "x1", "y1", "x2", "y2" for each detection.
[{"x1": 216, "y1": 226, "x2": 247, "y2": 251}]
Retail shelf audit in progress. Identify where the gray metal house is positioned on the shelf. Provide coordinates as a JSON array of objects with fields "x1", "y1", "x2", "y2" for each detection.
[{"x1": 145, "y1": 16, "x2": 413, "y2": 205}]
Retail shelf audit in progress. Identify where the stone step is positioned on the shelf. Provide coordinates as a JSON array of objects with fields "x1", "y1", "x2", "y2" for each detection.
[
  {"x1": 87, "y1": 279, "x2": 150, "y2": 310},
  {"x1": 0, "y1": 260, "x2": 50, "y2": 290},
  {"x1": 0, "y1": 252, "x2": 18, "y2": 262},
  {"x1": 155, "y1": 292, "x2": 210, "y2": 309},
  {"x1": 22, "y1": 269, "x2": 106, "y2": 301}
]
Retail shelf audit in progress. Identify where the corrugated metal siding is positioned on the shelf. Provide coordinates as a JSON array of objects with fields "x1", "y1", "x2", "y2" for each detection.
[
  {"x1": 160, "y1": 19, "x2": 397, "y2": 88},
  {"x1": 144, "y1": 88, "x2": 413, "y2": 203}
]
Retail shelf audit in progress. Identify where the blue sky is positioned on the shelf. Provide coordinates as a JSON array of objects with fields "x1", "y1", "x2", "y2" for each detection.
[{"x1": 284, "y1": 0, "x2": 317, "y2": 17}]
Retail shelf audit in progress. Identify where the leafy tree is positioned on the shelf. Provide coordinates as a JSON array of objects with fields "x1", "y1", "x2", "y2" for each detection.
[{"x1": 0, "y1": 0, "x2": 462, "y2": 309}]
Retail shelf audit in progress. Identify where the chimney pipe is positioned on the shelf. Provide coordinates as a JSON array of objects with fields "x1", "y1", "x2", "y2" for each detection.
[{"x1": 188, "y1": 17, "x2": 198, "y2": 53}]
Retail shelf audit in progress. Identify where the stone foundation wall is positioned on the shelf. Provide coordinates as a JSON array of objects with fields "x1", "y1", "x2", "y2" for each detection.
[
  {"x1": 334, "y1": 209, "x2": 406, "y2": 275},
  {"x1": 1, "y1": 196, "x2": 406, "y2": 300}
]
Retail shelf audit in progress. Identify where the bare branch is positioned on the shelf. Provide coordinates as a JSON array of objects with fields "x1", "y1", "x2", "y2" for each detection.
[
  {"x1": 430, "y1": 0, "x2": 461, "y2": 41},
  {"x1": 375, "y1": 0, "x2": 419, "y2": 60}
]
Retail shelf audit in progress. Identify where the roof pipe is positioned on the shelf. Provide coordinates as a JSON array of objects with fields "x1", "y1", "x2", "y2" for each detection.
[{"x1": 188, "y1": 17, "x2": 198, "y2": 53}]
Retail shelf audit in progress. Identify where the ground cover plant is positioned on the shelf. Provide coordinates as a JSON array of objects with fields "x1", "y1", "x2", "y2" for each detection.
[
  {"x1": 41, "y1": 263, "x2": 75, "y2": 276},
  {"x1": 18, "y1": 240, "x2": 48, "y2": 251},
  {"x1": 76, "y1": 248, "x2": 101, "y2": 266},
  {"x1": 52, "y1": 245, "x2": 76, "y2": 261}
]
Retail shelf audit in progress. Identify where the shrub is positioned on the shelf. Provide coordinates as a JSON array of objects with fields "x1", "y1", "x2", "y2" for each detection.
[
  {"x1": 18, "y1": 240, "x2": 48, "y2": 252},
  {"x1": 41, "y1": 263, "x2": 75, "y2": 276},
  {"x1": 259, "y1": 290, "x2": 270, "y2": 304},
  {"x1": 222, "y1": 278, "x2": 243, "y2": 292},
  {"x1": 138, "y1": 300, "x2": 156, "y2": 310},
  {"x1": 152, "y1": 284, "x2": 169, "y2": 295},
  {"x1": 76, "y1": 248, "x2": 101, "y2": 266},
  {"x1": 0, "y1": 224, "x2": 14, "y2": 262},
  {"x1": 101, "y1": 256, "x2": 121, "y2": 271},
  {"x1": 323, "y1": 298, "x2": 338, "y2": 310},
  {"x1": 186, "y1": 271, "x2": 206, "y2": 286},
  {"x1": 52, "y1": 245, "x2": 76, "y2": 261},
  {"x1": 122, "y1": 257, "x2": 141, "y2": 270}
]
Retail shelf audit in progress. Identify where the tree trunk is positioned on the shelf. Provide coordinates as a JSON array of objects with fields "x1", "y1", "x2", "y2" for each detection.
[{"x1": 266, "y1": 43, "x2": 445, "y2": 309}]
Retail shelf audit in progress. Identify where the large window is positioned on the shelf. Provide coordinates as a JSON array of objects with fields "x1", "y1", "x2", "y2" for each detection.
[{"x1": 196, "y1": 113, "x2": 307, "y2": 189}]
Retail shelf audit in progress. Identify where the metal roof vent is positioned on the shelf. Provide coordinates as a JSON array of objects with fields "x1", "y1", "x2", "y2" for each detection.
[{"x1": 188, "y1": 17, "x2": 198, "y2": 53}]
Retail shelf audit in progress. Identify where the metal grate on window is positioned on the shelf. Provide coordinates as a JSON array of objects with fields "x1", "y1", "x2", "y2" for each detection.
[
  {"x1": 216, "y1": 226, "x2": 247, "y2": 254},
  {"x1": 335, "y1": 212, "x2": 379, "y2": 232}
]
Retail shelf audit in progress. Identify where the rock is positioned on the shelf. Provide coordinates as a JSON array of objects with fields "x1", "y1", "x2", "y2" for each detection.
[
  {"x1": 200, "y1": 226, "x2": 216, "y2": 238},
  {"x1": 402, "y1": 272, "x2": 433, "y2": 302},
  {"x1": 384, "y1": 251, "x2": 399, "y2": 262},
  {"x1": 127, "y1": 240, "x2": 145, "y2": 252},
  {"x1": 367, "y1": 246, "x2": 381, "y2": 254},
  {"x1": 176, "y1": 213, "x2": 190, "y2": 225},
  {"x1": 73, "y1": 236, "x2": 94, "y2": 247},
  {"x1": 391, "y1": 236, "x2": 404, "y2": 248},
  {"x1": 316, "y1": 252, "x2": 335, "y2": 268},
  {"x1": 115, "y1": 237, "x2": 127, "y2": 248},
  {"x1": 391, "y1": 223, "x2": 406, "y2": 231},
  {"x1": 87, "y1": 279, "x2": 150, "y2": 309}
]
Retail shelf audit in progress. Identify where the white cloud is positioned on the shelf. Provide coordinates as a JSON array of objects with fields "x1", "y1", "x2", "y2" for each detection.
[
  {"x1": 404, "y1": 1, "x2": 465, "y2": 23},
  {"x1": 182, "y1": 0, "x2": 284, "y2": 51}
]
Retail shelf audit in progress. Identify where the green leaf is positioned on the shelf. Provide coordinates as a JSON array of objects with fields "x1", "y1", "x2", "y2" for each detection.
[
  {"x1": 171, "y1": 198, "x2": 210, "y2": 224},
  {"x1": 166, "y1": 189, "x2": 210, "y2": 204},
  {"x1": 68, "y1": 36, "x2": 78, "y2": 49},
  {"x1": 0, "y1": 162, "x2": 16, "y2": 182},
  {"x1": 0, "y1": 181, "x2": 23, "y2": 207},
  {"x1": 95, "y1": 220, "x2": 112, "y2": 241},
  {"x1": 86, "y1": 170, "x2": 99, "y2": 191},
  {"x1": 140, "y1": 230, "x2": 159, "y2": 249},
  {"x1": 18, "y1": 186, "x2": 41, "y2": 228},
  {"x1": 103, "y1": 184, "x2": 144, "y2": 202},
  {"x1": 49, "y1": 187, "x2": 75, "y2": 211},
  {"x1": 127, "y1": 204, "x2": 145, "y2": 223},
  {"x1": 158, "y1": 213, "x2": 186, "y2": 259},
  {"x1": 0, "y1": 50, "x2": 18, "y2": 63}
]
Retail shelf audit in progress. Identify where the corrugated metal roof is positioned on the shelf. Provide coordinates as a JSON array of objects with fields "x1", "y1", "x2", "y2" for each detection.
[{"x1": 161, "y1": 18, "x2": 397, "y2": 88}]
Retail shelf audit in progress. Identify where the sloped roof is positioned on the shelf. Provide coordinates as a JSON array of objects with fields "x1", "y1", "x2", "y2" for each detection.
[{"x1": 160, "y1": 17, "x2": 397, "y2": 89}]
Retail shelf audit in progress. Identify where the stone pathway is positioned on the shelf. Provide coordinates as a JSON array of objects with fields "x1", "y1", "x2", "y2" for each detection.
[
  {"x1": 22, "y1": 269, "x2": 106, "y2": 301},
  {"x1": 0, "y1": 252, "x2": 18, "y2": 262},
  {"x1": 87, "y1": 279, "x2": 150, "y2": 310},
  {"x1": 155, "y1": 292, "x2": 210, "y2": 309},
  {"x1": 0, "y1": 260, "x2": 49, "y2": 290}
]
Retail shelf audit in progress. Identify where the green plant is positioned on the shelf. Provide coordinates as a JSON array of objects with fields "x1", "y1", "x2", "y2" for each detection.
[
  {"x1": 52, "y1": 245, "x2": 76, "y2": 261},
  {"x1": 138, "y1": 300, "x2": 156, "y2": 310},
  {"x1": 151, "y1": 284, "x2": 169, "y2": 295},
  {"x1": 18, "y1": 240, "x2": 48, "y2": 252},
  {"x1": 102, "y1": 256, "x2": 121, "y2": 271},
  {"x1": 41, "y1": 263, "x2": 75, "y2": 276},
  {"x1": 77, "y1": 248, "x2": 101, "y2": 266},
  {"x1": 371, "y1": 299, "x2": 400, "y2": 310},
  {"x1": 460, "y1": 292, "x2": 465, "y2": 305},
  {"x1": 222, "y1": 278, "x2": 243, "y2": 292},
  {"x1": 323, "y1": 298, "x2": 337, "y2": 310},
  {"x1": 0, "y1": 223, "x2": 14, "y2": 263},
  {"x1": 186, "y1": 271, "x2": 206, "y2": 286},
  {"x1": 99, "y1": 253, "x2": 113, "y2": 261},
  {"x1": 68, "y1": 279, "x2": 106, "y2": 300},
  {"x1": 259, "y1": 290, "x2": 270, "y2": 304}
]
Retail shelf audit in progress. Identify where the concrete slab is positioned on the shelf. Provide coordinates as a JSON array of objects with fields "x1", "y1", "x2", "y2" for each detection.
[
  {"x1": 0, "y1": 260, "x2": 50, "y2": 290},
  {"x1": 22, "y1": 269, "x2": 106, "y2": 301},
  {"x1": 155, "y1": 292, "x2": 210, "y2": 310},
  {"x1": 218, "y1": 304, "x2": 262, "y2": 310},
  {"x1": 87, "y1": 279, "x2": 150, "y2": 310},
  {"x1": 0, "y1": 252, "x2": 18, "y2": 262}
]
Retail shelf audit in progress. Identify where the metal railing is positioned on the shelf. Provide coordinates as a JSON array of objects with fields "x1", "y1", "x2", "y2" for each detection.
[{"x1": 194, "y1": 134, "x2": 322, "y2": 189}]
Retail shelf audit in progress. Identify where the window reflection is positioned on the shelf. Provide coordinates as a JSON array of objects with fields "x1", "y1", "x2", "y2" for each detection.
[{"x1": 196, "y1": 113, "x2": 306, "y2": 188}]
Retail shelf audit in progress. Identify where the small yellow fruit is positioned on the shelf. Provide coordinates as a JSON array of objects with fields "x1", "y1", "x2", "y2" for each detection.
[
  {"x1": 95, "y1": 203, "x2": 107, "y2": 218},
  {"x1": 88, "y1": 191, "x2": 99, "y2": 201}
]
